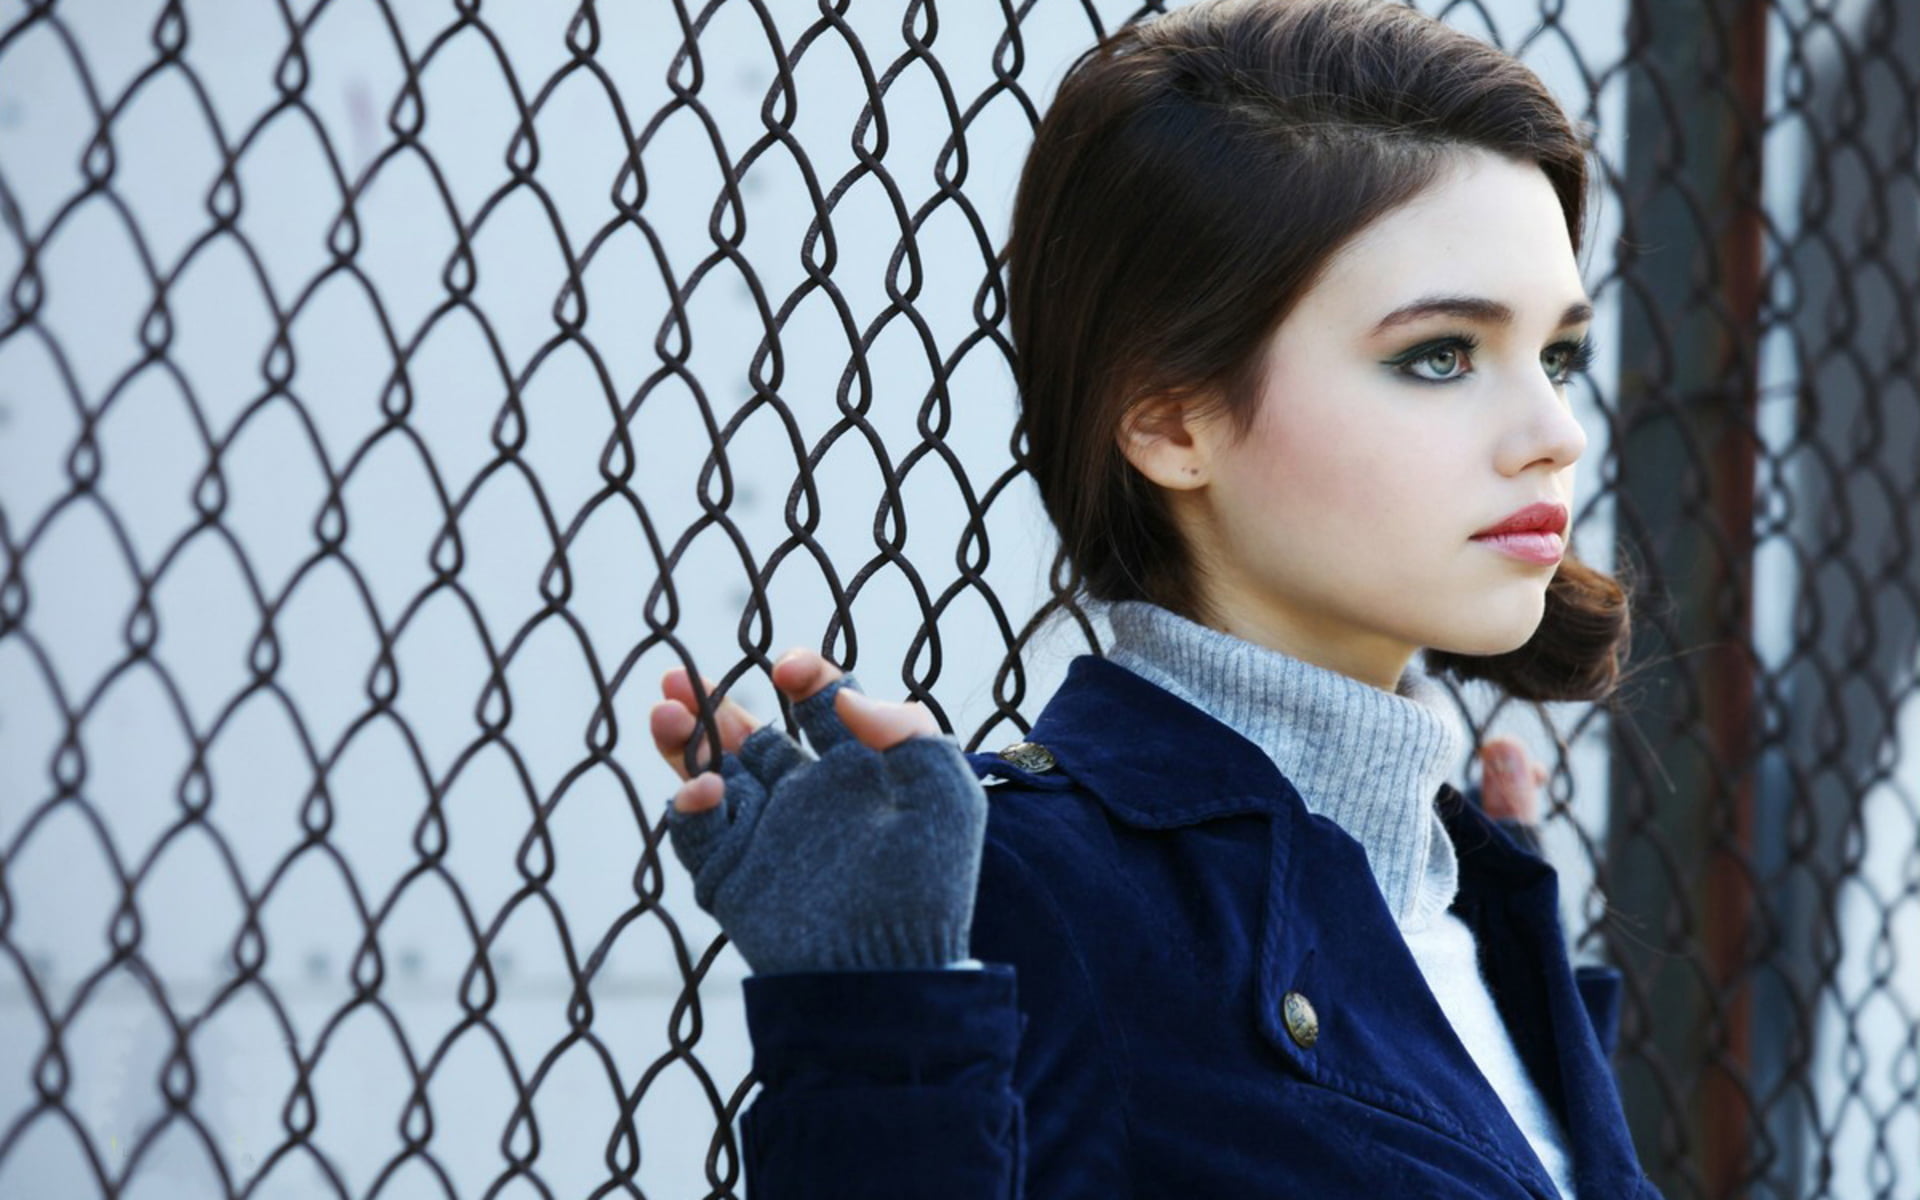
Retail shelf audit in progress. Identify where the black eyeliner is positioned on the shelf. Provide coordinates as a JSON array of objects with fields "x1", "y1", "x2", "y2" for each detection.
[
  {"x1": 1383, "y1": 333, "x2": 1479, "y2": 369},
  {"x1": 1547, "y1": 334, "x2": 1597, "y2": 381}
]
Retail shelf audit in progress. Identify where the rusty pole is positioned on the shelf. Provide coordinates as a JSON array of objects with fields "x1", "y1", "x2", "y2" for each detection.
[{"x1": 1607, "y1": 0, "x2": 1768, "y2": 1196}]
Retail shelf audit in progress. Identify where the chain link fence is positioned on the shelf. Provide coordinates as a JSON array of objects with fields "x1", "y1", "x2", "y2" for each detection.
[{"x1": 0, "y1": 0, "x2": 1914, "y2": 1196}]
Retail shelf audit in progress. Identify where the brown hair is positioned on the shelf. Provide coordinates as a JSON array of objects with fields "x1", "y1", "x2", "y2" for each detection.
[{"x1": 1004, "y1": 0, "x2": 1630, "y2": 702}]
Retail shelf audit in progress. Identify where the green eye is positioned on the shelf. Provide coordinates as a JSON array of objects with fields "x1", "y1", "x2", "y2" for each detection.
[
  {"x1": 1543, "y1": 336, "x2": 1597, "y2": 384},
  {"x1": 1390, "y1": 337, "x2": 1477, "y2": 382},
  {"x1": 1415, "y1": 346, "x2": 1465, "y2": 379}
]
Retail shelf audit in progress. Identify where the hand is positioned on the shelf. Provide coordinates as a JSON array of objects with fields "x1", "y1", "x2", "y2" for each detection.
[
  {"x1": 649, "y1": 648, "x2": 939, "y2": 812},
  {"x1": 1475, "y1": 737, "x2": 1550, "y2": 825},
  {"x1": 648, "y1": 648, "x2": 986, "y2": 975},
  {"x1": 1476, "y1": 736, "x2": 1550, "y2": 857}
]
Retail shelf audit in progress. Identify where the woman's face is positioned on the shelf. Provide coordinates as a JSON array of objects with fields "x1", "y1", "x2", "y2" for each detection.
[{"x1": 1167, "y1": 149, "x2": 1592, "y2": 690}]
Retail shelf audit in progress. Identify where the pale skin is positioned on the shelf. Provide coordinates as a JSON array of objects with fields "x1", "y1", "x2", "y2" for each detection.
[
  {"x1": 1122, "y1": 149, "x2": 1594, "y2": 693},
  {"x1": 652, "y1": 147, "x2": 1570, "y2": 821}
]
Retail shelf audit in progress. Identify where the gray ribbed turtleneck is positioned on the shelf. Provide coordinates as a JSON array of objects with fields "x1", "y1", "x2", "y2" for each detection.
[
  {"x1": 1105, "y1": 600, "x2": 1465, "y2": 930},
  {"x1": 1103, "y1": 600, "x2": 1577, "y2": 1198}
]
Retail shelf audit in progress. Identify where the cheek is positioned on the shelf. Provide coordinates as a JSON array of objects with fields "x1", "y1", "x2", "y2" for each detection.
[
  {"x1": 1236, "y1": 404, "x2": 1417, "y2": 529},
  {"x1": 1220, "y1": 408, "x2": 1475, "y2": 593}
]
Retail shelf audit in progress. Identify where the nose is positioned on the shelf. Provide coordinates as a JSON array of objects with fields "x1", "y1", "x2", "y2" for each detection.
[{"x1": 1497, "y1": 371, "x2": 1588, "y2": 476}]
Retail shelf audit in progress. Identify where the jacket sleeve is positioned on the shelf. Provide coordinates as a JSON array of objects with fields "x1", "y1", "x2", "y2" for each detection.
[
  {"x1": 736, "y1": 824, "x2": 1127, "y2": 1198},
  {"x1": 741, "y1": 964, "x2": 1026, "y2": 1199}
]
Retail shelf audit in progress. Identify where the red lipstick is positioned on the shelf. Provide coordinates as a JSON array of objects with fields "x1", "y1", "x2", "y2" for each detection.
[
  {"x1": 1473, "y1": 502, "x2": 1569, "y2": 539},
  {"x1": 1472, "y1": 502, "x2": 1568, "y2": 566}
]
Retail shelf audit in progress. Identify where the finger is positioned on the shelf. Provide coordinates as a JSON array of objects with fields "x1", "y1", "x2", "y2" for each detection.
[
  {"x1": 670, "y1": 762, "x2": 770, "y2": 913},
  {"x1": 664, "y1": 774, "x2": 731, "y2": 883},
  {"x1": 772, "y1": 647, "x2": 935, "y2": 752},
  {"x1": 661, "y1": 666, "x2": 762, "y2": 769},
  {"x1": 736, "y1": 723, "x2": 809, "y2": 787},
  {"x1": 1478, "y1": 738, "x2": 1541, "y2": 825},
  {"x1": 835, "y1": 687, "x2": 940, "y2": 752},
  {"x1": 673, "y1": 771, "x2": 725, "y2": 814},
  {"x1": 649, "y1": 700, "x2": 699, "y2": 782},
  {"x1": 792, "y1": 676, "x2": 862, "y2": 754},
  {"x1": 770, "y1": 646, "x2": 844, "y2": 702}
]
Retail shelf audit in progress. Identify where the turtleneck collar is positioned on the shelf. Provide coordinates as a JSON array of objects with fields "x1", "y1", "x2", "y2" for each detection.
[{"x1": 1103, "y1": 600, "x2": 1468, "y2": 930}]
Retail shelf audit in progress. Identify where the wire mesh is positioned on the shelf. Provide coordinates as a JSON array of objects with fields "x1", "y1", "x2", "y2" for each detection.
[{"x1": 0, "y1": 1, "x2": 1914, "y2": 1197}]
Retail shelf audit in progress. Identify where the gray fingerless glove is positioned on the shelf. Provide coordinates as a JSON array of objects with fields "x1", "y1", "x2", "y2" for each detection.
[{"x1": 664, "y1": 676, "x2": 989, "y2": 975}]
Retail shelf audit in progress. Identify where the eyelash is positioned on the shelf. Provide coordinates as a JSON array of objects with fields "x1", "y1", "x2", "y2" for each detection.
[{"x1": 1388, "y1": 334, "x2": 1596, "y2": 386}]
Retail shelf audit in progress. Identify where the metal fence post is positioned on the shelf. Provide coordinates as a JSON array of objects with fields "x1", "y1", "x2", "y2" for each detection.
[{"x1": 1606, "y1": 0, "x2": 1770, "y2": 1196}]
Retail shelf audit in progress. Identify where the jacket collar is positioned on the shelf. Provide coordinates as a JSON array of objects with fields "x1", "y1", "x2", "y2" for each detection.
[
  {"x1": 1020, "y1": 654, "x2": 1643, "y2": 1196},
  {"x1": 1026, "y1": 655, "x2": 1306, "y2": 827},
  {"x1": 1029, "y1": 655, "x2": 1557, "y2": 879}
]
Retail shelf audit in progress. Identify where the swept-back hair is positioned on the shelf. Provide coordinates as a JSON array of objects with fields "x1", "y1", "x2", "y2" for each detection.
[{"x1": 1005, "y1": 0, "x2": 1630, "y2": 701}]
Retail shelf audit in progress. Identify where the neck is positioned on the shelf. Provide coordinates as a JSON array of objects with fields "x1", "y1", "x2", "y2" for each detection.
[
  {"x1": 1174, "y1": 515, "x2": 1420, "y2": 690},
  {"x1": 1205, "y1": 609, "x2": 1416, "y2": 692}
]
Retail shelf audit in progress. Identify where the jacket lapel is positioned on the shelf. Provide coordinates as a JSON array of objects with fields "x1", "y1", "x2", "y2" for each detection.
[
  {"x1": 1447, "y1": 799, "x2": 1648, "y2": 1198},
  {"x1": 1006, "y1": 656, "x2": 1645, "y2": 1197}
]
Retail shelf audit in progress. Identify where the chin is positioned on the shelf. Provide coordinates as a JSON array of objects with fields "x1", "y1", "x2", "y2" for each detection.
[
  {"x1": 1435, "y1": 636, "x2": 1531, "y2": 659},
  {"x1": 1432, "y1": 614, "x2": 1546, "y2": 658}
]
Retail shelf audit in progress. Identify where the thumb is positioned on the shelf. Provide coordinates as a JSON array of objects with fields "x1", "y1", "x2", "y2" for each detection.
[
  {"x1": 834, "y1": 687, "x2": 940, "y2": 751},
  {"x1": 1478, "y1": 738, "x2": 1542, "y2": 825}
]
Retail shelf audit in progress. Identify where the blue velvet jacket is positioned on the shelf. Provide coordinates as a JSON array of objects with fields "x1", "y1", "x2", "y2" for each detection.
[{"x1": 738, "y1": 655, "x2": 1661, "y2": 1198}]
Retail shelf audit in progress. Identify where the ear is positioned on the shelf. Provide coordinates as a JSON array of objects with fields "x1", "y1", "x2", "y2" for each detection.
[{"x1": 1117, "y1": 391, "x2": 1222, "y2": 491}]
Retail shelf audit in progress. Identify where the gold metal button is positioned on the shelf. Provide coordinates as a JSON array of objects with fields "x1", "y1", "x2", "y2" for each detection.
[
  {"x1": 997, "y1": 741, "x2": 1057, "y2": 773},
  {"x1": 1282, "y1": 991, "x2": 1319, "y2": 1049}
]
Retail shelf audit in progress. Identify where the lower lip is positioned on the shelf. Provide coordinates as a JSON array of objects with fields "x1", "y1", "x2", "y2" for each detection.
[{"x1": 1472, "y1": 531, "x2": 1565, "y2": 565}]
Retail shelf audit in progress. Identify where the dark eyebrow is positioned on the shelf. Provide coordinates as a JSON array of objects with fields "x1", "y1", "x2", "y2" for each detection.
[
  {"x1": 1559, "y1": 300, "x2": 1595, "y2": 327},
  {"x1": 1372, "y1": 296, "x2": 1594, "y2": 334}
]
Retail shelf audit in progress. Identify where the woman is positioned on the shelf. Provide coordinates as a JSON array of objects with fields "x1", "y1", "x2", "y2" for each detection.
[{"x1": 649, "y1": 0, "x2": 1653, "y2": 1195}]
